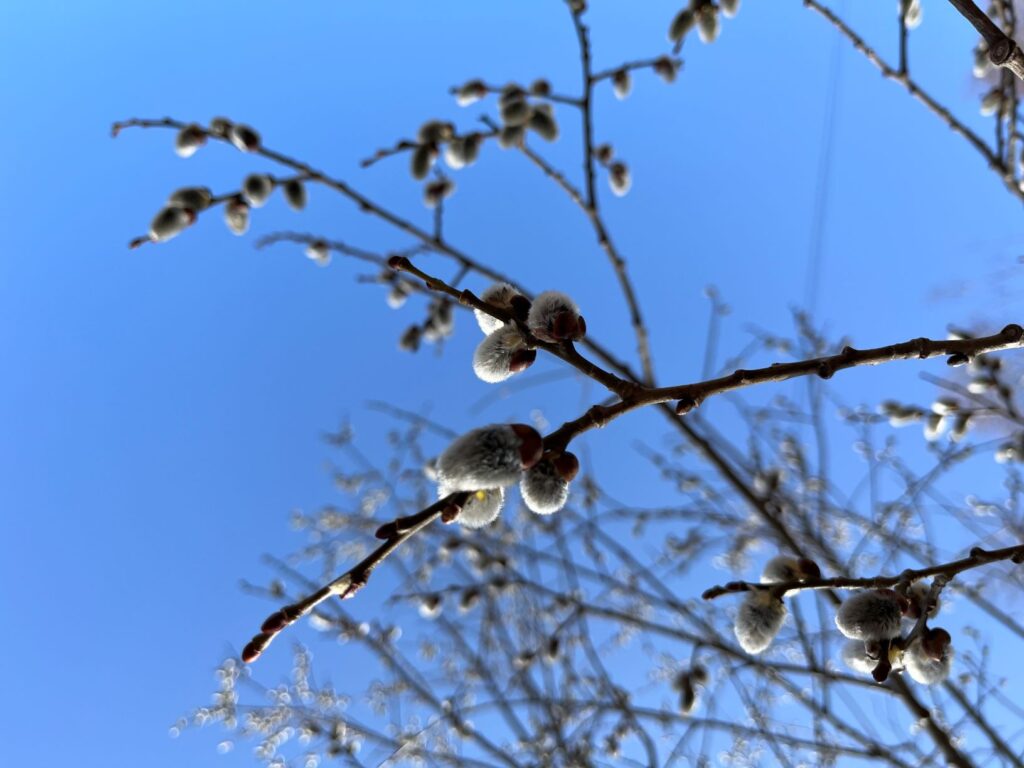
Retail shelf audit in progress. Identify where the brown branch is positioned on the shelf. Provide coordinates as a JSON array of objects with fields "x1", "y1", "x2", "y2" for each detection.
[
  {"x1": 701, "y1": 542, "x2": 1024, "y2": 600},
  {"x1": 947, "y1": 0, "x2": 1024, "y2": 79}
]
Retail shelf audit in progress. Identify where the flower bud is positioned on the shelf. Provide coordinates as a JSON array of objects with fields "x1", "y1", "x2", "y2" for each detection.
[
  {"x1": 305, "y1": 240, "x2": 331, "y2": 267},
  {"x1": 459, "y1": 587, "x2": 481, "y2": 612},
  {"x1": 455, "y1": 79, "x2": 487, "y2": 107},
  {"x1": 174, "y1": 124, "x2": 206, "y2": 158},
  {"x1": 499, "y1": 91, "x2": 531, "y2": 127},
  {"x1": 386, "y1": 281, "x2": 410, "y2": 309},
  {"x1": 442, "y1": 485, "x2": 505, "y2": 529},
  {"x1": 228, "y1": 123, "x2": 261, "y2": 152},
  {"x1": 149, "y1": 205, "x2": 195, "y2": 242},
  {"x1": 423, "y1": 178, "x2": 455, "y2": 208},
  {"x1": 904, "y1": 628, "x2": 953, "y2": 685},
  {"x1": 475, "y1": 282, "x2": 529, "y2": 335},
  {"x1": 734, "y1": 590, "x2": 786, "y2": 654},
  {"x1": 902, "y1": 581, "x2": 940, "y2": 620},
  {"x1": 973, "y1": 45, "x2": 991, "y2": 78},
  {"x1": 242, "y1": 173, "x2": 274, "y2": 208},
  {"x1": 418, "y1": 120, "x2": 455, "y2": 144},
  {"x1": 418, "y1": 593, "x2": 443, "y2": 619},
  {"x1": 653, "y1": 55, "x2": 681, "y2": 84},
  {"x1": 841, "y1": 640, "x2": 883, "y2": 675},
  {"x1": 696, "y1": 5, "x2": 720, "y2": 43},
  {"x1": 498, "y1": 124, "x2": 526, "y2": 149},
  {"x1": 411, "y1": 144, "x2": 438, "y2": 180},
  {"x1": 527, "y1": 291, "x2": 586, "y2": 342},
  {"x1": 423, "y1": 300, "x2": 454, "y2": 342},
  {"x1": 437, "y1": 424, "x2": 543, "y2": 491},
  {"x1": 996, "y1": 441, "x2": 1021, "y2": 464},
  {"x1": 900, "y1": 0, "x2": 922, "y2": 29},
  {"x1": 721, "y1": 0, "x2": 740, "y2": 18},
  {"x1": 981, "y1": 89, "x2": 1002, "y2": 117},
  {"x1": 520, "y1": 452, "x2": 578, "y2": 515},
  {"x1": 399, "y1": 324, "x2": 422, "y2": 352},
  {"x1": 283, "y1": 179, "x2": 307, "y2": 211},
  {"x1": 209, "y1": 117, "x2": 232, "y2": 137},
  {"x1": 835, "y1": 589, "x2": 905, "y2": 641},
  {"x1": 923, "y1": 412, "x2": 946, "y2": 441},
  {"x1": 609, "y1": 161, "x2": 631, "y2": 196},
  {"x1": 612, "y1": 69, "x2": 632, "y2": 100},
  {"x1": 760, "y1": 555, "x2": 821, "y2": 584},
  {"x1": 473, "y1": 326, "x2": 536, "y2": 383},
  {"x1": 168, "y1": 186, "x2": 213, "y2": 212},
  {"x1": 595, "y1": 143, "x2": 614, "y2": 165},
  {"x1": 225, "y1": 198, "x2": 250, "y2": 235},
  {"x1": 530, "y1": 78, "x2": 551, "y2": 97},
  {"x1": 668, "y1": 8, "x2": 695, "y2": 44},
  {"x1": 528, "y1": 105, "x2": 559, "y2": 142}
]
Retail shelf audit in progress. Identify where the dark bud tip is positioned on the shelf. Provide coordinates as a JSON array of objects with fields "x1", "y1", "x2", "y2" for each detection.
[
  {"x1": 675, "y1": 396, "x2": 699, "y2": 415},
  {"x1": 509, "y1": 294, "x2": 532, "y2": 321},
  {"x1": 816, "y1": 362, "x2": 834, "y2": 380},
  {"x1": 441, "y1": 502, "x2": 462, "y2": 524},
  {"x1": 797, "y1": 558, "x2": 821, "y2": 580},
  {"x1": 510, "y1": 424, "x2": 544, "y2": 469},
  {"x1": 923, "y1": 627, "x2": 951, "y2": 658},
  {"x1": 509, "y1": 348, "x2": 537, "y2": 373},
  {"x1": 242, "y1": 634, "x2": 270, "y2": 664},
  {"x1": 387, "y1": 255, "x2": 409, "y2": 271},
  {"x1": 575, "y1": 315, "x2": 587, "y2": 339},
  {"x1": 969, "y1": 546, "x2": 987, "y2": 558},
  {"x1": 260, "y1": 610, "x2": 289, "y2": 634},
  {"x1": 1002, "y1": 323, "x2": 1023, "y2": 340},
  {"x1": 129, "y1": 235, "x2": 151, "y2": 249},
  {"x1": 552, "y1": 451, "x2": 580, "y2": 482},
  {"x1": 871, "y1": 658, "x2": 892, "y2": 683},
  {"x1": 1011, "y1": 550, "x2": 1024, "y2": 564},
  {"x1": 947, "y1": 352, "x2": 970, "y2": 367},
  {"x1": 375, "y1": 522, "x2": 399, "y2": 540}
]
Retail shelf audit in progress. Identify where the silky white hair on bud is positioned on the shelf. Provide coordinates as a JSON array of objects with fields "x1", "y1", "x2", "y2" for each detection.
[
  {"x1": 696, "y1": 5, "x2": 720, "y2": 43},
  {"x1": 968, "y1": 376, "x2": 995, "y2": 394},
  {"x1": 283, "y1": 179, "x2": 307, "y2": 211},
  {"x1": 444, "y1": 138, "x2": 468, "y2": 170},
  {"x1": 974, "y1": 46, "x2": 992, "y2": 78},
  {"x1": 612, "y1": 69, "x2": 632, "y2": 100},
  {"x1": 528, "y1": 105, "x2": 559, "y2": 142},
  {"x1": 721, "y1": 0, "x2": 740, "y2": 18},
  {"x1": 149, "y1": 205, "x2": 195, "y2": 243},
  {"x1": 169, "y1": 187, "x2": 213, "y2": 212},
  {"x1": 228, "y1": 123, "x2": 261, "y2": 152},
  {"x1": 225, "y1": 198, "x2": 250, "y2": 235},
  {"x1": 456, "y1": 79, "x2": 487, "y2": 106},
  {"x1": 760, "y1": 555, "x2": 820, "y2": 584},
  {"x1": 981, "y1": 89, "x2": 1002, "y2": 117},
  {"x1": 878, "y1": 400, "x2": 924, "y2": 427},
  {"x1": 653, "y1": 55, "x2": 680, "y2": 83},
  {"x1": 734, "y1": 590, "x2": 786, "y2": 654},
  {"x1": 386, "y1": 281, "x2": 410, "y2": 310},
  {"x1": 418, "y1": 593, "x2": 443, "y2": 619},
  {"x1": 668, "y1": 9, "x2": 695, "y2": 43},
  {"x1": 242, "y1": 174, "x2": 274, "y2": 208},
  {"x1": 903, "y1": 581, "x2": 940, "y2": 620},
  {"x1": 609, "y1": 161, "x2": 631, "y2": 196},
  {"x1": 473, "y1": 325, "x2": 536, "y2": 383},
  {"x1": 528, "y1": 291, "x2": 586, "y2": 342},
  {"x1": 996, "y1": 442, "x2": 1020, "y2": 464},
  {"x1": 841, "y1": 640, "x2": 881, "y2": 675},
  {"x1": 835, "y1": 589, "x2": 905, "y2": 640},
  {"x1": 520, "y1": 452, "x2": 579, "y2": 515},
  {"x1": 444, "y1": 486, "x2": 505, "y2": 529},
  {"x1": 475, "y1": 282, "x2": 527, "y2": 335},
  {"x1": 423, "y1": 300, "x2": 454, "y2": 342},
  {"x1": 904, "y1": 628, "x2": 953, "y2": 685},
  {"x1": 174, "y1": 124, "x2": 206, "y2": 158},
  {"x1": 923, "y1": 412, "x2": 947, "y2": 442},
  {"x1": 305, "y1": 240, "x2": 331, "y2": 267},
  {"x1": 423, "y1": 178, "x2": 455, "y2": 208},
  {"x1": 411, "y1": 144, "x2": 438, "y2": 180},
  {"x1": 437, "y1": 424, "x2": 543, "y2": 491},
  {"x1": 900, "y1": 0, "x2": 922, "y2": 29},
  {"x1": 209, "y1": 117, "x2": 232, "y2": 137}
]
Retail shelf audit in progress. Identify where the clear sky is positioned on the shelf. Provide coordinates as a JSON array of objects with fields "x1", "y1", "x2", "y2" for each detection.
[{"x1": 2, "y1": 1, "x2": 1023, "y2": 766}]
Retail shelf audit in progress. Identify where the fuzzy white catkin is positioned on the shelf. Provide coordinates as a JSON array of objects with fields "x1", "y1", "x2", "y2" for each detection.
[
  {"x1": 528, "y1": 106, "x2": 559, "y2": 142},
  {"x1": 697, "y1": 5, "x2": 719, "y2": 43},
  {"x1": 242, "y1": 174, "x2": 274, "y2": 208},
  {"x1": 442, "y1": 485, "x2": 505, "y2": 529},
  {"x1": 668, "y1": 9, "x2": 695, "y2": 43},
  {"x1": 228, "y1": 123, "x2": 260, "y2": 152},
  {"x1": 612, "y1": 70, "x2": 632, "y2": 100},
  {"x1": 609, "y1": 161, "x2": 631, "y2": 197},
  {"x1": 528, "y1": 291, "x2": 584, "y2": 342},
  {"x1": 149, "y1": 206, "x2": 194, "y2": 242},
  {"x1": 835, "y1": 590, "x2": 904, "y2": 640},
  {"x1": 721, "y1": 0, "x2": 740, "y2": 18},
  {"x1": 169, "y1": 187, "x2": 213, "y2": 212},
  {"x1": 283, "y1": 179, "x2": 307, "y2": 211},
  {"x1": 841, "y1": 640, "x2": 880, "y2": 675},
  {"x1": 473, "y1": 326, "x2": 533, "y2": 383},
  {"x1": 436, "y1": 424, "x2": 541, "y2": 491},
  {"x1": 209, "y1": 117, "x2": 232, "y2": 137},
  {"x1": 904, "y1": 632, "x2": 953, "y2": 685},
  {"x1": 305, "y1": 241, "x2": 331, "y2": 267},
  {"x1": 174, "y1": 124, "x2": 205, "y2": 158},
  {"x1": 225, "y1": 199, "x2": 250, "y2": 236},
  {"x1": 475, "y1": 282, "x2": 521, "y2": 335},
  {"x1": 734, "y1": 591, "x2": 786, "y2": 654},
  {"x1": 456, "y1": 80, "x2": 486, "y2": 107},
  {"x1": 520, "y1": 459, "x2": 571, "y2": 515}
]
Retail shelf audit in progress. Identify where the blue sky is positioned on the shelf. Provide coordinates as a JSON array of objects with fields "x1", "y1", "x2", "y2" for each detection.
[{"x1": 2, "y1": 1, "x2": 1023, "y2": 766}]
